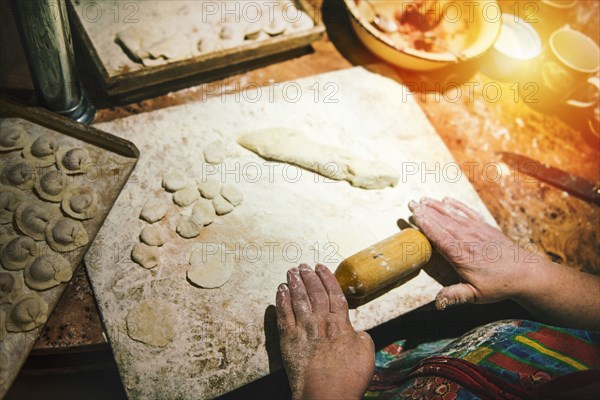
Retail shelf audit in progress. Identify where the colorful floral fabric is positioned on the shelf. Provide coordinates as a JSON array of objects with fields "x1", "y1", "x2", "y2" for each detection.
[{"x1": 365, "y1": 319, "x2": 600, "y2": 400}]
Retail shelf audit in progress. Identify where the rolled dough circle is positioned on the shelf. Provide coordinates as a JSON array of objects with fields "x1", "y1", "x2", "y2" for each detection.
[
  {"x1": 125, "y1": 300, "x2": 176, "y2": 347},
  {"x1": 187, "y1": 246, "x2": 233, "y2": 289}
]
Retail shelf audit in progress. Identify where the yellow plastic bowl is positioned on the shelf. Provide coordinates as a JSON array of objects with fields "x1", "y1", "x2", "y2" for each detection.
[{"x1": 343, "y1": 0, "x2": 503, "y2": 70}]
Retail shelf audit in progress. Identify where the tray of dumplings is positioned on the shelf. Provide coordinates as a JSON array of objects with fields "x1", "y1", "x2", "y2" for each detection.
[
  {"x1": 0, "y1": 100, "x2": 138, "y2": 396},
  {"x1": 68, "y1": 0, "x2": 325, "y2": 100}
]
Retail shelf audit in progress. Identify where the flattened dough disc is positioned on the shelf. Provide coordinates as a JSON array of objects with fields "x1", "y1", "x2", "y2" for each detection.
[
  {"x1": 187, "y1": 246, "x2": 233, "y2": 289},
  {"x1": 126, "y1": 300, "x2": 176, "y2": 347}
]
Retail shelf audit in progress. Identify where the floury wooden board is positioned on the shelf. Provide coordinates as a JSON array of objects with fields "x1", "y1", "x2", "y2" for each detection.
[{"x1": 86, "y1": 67, "x2": 496, "y2": 399}]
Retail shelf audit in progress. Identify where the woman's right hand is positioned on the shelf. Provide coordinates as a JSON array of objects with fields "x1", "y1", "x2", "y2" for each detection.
[{"x1": 408, "y1": 197, "x2": 547, "y2": 309}]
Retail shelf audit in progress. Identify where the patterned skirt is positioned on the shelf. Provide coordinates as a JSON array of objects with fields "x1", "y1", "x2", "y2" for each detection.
[{"x1": 365, "y1": 320, "x2": 600, "y2": 400}]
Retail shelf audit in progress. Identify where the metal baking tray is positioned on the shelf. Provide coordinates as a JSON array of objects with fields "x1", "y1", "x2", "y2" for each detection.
[{"x1": 0, "y1": 100, "x2": 138, "y2": 397}]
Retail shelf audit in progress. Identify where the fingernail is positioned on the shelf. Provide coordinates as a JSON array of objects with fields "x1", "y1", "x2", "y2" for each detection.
[
  {"x1": 287, "y1": 268, "x2": 299, "y2": 279},
  {"x1": 437, "y1": 297, "x2": 448, "y2": 311},
  {"x1": 315, "y1": 264, "x2": 326, "y2": 272},
  {"x1": 298, "y1": 263, "x2": 311, "y2": 271},
  {"x1": 408, "y1": 200, "x2": 418, "y2": 209},
  {"x1": 278, "y1": 283, "x2": 288, "y2": 292}
]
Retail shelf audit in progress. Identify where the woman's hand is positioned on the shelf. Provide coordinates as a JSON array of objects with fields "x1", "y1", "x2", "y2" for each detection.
[{"x1": 409, "y1": 197, "x2": 547, "y2": 309}]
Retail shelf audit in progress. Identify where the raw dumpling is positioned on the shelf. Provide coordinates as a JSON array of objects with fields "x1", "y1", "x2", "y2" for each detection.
[
  {"x1": 145, "y1": 35, "x2": 193, "y2": 61},
  {"x1": 0, "y1": 352, "x2": 8, "y2": 383},
  {"x1": 196, "y1": 29, "x2": 219, "y2": 53},
  {"x1": 62, "y1": 186, "x2": 98, "y2": 220},
  {"x1": 131, "y1": 243, "x2": 159, "y2": 269},
  {"x1": 191, "y1": 198, "x2": 216, "y2": 226},
  {"x1": 173, "y1": 187, "x2": 199, "y2": 207},
  {"x1": 3, "y1": 160, "x2": 35, "y2": 189},
  {"x1": 0, "y1": 122, "x2": 28, "y2": 152},
  {"x1": 285, "y1": 9, "x2": 314, "y2": 33},
  {"x1": 115, "y1": 26, "x2": 157, "y2": 63},
  {"x1": 34, "y1": 170, "x2": 68, "y2": 202},
  {"x1": 139, "y1": 198, "x2": 169, "y2": 223},
  {"x1": 45, "y1": 218, "x2": 89, "y2": 252},
  {"x1": 140, "y1": 225, "x2": 168, "y2": 247},
  {"x1": 0, "y1": 225, "x2": 13, "y2": 244},
  {"x1": 24, "y1": 253, "x2": 72, "y2": 290},
  {"x1": 262, "y1": 13, "x2": 288, "y2": 36},
  {"x1": 0, "y1": 271, "x2": 23, "y2": 304},
  {"x1": 0, "y1": 235, "x2": 38, "y2": 270},
  {"x1": 220, "y1": 183, "x2": 244, "y2": 206},
  {"x1": 176, "y1": 216, "x2": 203, "y2": 239},
  {"x1": 23, "y1": 135, "x2": 59, "y2": 167},
  {"x1": 15, "y1": 200, "x2": 58, "y2": 241},
  {"x1": 0, "y1": 311, "x2": 5, "y2": 342},
  {"x1": 0, "y1": 185, "x2": 25, "y2": 223},
  {"x1": 218, "y1": 24, "x2": 245, "y2": 47},
  {"x1": 187, "y1": 245, "x2": 233, "y2": 288},
  {"x1": 57, "y1": 147, "x2": 90, "y2": 175},
  {"x1": 212, "y1": 195, "x2": 234, "y2": 216},
  {"x1": 5, "y1": 293, "x2": 48, "y2": 332},
  {"x1": 197, "y1": 176, "x2": 221, "y2": 199},
  {"x1": 162, "y1": 171, "x2": 189, "y2": 192}
]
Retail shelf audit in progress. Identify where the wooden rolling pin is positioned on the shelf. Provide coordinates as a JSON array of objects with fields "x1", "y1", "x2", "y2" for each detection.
[{"x1": 334, "y1": 228, "x2": 432, "y2": 298}]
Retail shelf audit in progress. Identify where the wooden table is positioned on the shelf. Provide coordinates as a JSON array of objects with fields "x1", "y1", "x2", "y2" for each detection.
[{"x1": 7, "y1": 0, "x2": 599, "y2": 395}]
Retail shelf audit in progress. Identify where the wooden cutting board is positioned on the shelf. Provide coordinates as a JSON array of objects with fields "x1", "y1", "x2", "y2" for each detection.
[{"x1": 86, "y1": 67, "x2": 496, "y2": 399}]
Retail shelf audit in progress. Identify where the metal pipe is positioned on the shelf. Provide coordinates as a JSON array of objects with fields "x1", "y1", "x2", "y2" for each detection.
[{"x1": 12, "y1": 0, "x2": 95, "y2": 124}]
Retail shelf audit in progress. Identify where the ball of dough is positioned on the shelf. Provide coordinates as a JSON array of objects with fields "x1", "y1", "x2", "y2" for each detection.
[
  {"x1": 220, "y1": 183, "x2": 244, "y2": 206},
  {"x1": 187, "y1": 246, "x2": 233, "y2": 289},
  {"x1": 192, "y1": 198, "x2": 216, "y2": 226},
  {"x1": 173, "y1": 187, "x2": 199, "y2": 207},
  {"x1": 0, "y1": 235, "x2": 38, "y2": 271},
  {"x1": 203, "y1": 140, "x2": 229, "y2": 164},
  {"x1": 176, "y1": 216, "x2": 203, "y2": 239},
  {"x1": 0, "y1": 184, "x2": 25, "y2": 224},
  {"x1": 6, "y1": 293, "x2": 48, "y2": 332},
  {"x1": 197, "y1": 176, "x2": 221, "y2": 199},
  {"x1": 15, "y1": 200, "x2": 58, "y2": 241},
  {"x1": 162, "y1": 171, "x2": 189, "y2": 192},
  {"x1": 126, "y1": 300, "x2": 175, "y2": 347},
  {"x1": 57, "y1": 147, "x2": 90, "y2": 175},
  {"x1": 131, "y1": 243, "x2": 159, "y2": 269},
  {"x1": 212, "y1": 195, "x2": 234, "y2": 216},
  {"x1": 24, "y1": 253, "x2": 73, "y2": 291},
  {"x1": 35, "y1": 170, "x2": 68, "y2": 202},
  {"x1": 45, "y1": 218, "x2": 89, "y2": 252},
  {"x1": 62, "y1": 186, "x2": 99, "y2": 220},
  {"x1": 140, "y1": 225, "x2": 168, "y2": 247},
  {"x1": 139, "y1": 198, "x2": 169, "y2": 223},
  {"x1": 0, "y1": 122, "x2": 28, "y2": 152},
  {"x1": 23, "y1": 135, "x2": 59, "y2": 167}
]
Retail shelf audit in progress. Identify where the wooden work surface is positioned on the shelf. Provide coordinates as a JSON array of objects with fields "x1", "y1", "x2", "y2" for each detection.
[{"x1": 21, "y1": 0, "x2": 598, "y2": 389}]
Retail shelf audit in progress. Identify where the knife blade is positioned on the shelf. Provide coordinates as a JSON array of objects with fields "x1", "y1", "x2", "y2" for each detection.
[{"x1": 498, "y1": 151, "x2": 600, "y2": 207}]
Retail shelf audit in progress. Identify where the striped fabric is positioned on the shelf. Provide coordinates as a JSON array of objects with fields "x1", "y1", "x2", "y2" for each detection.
[{"x1": 365, "y1": 320, "x2": 600, "y2": 400}]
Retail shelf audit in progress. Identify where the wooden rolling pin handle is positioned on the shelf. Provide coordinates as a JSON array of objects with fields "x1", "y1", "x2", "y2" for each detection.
[{"x1": 334, "y1": 228, "x2": 432, "y2": 299}]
